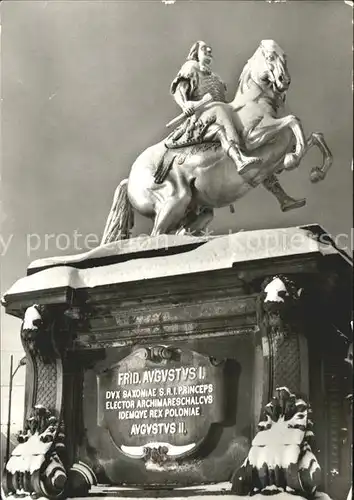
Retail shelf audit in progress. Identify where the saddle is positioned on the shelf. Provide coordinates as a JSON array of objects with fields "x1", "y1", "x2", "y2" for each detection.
[
  {"x1": 164, "y1": 115, "x2": 216, "y2": 149},
  {"x1": 154, "y1": 140, "x2": 221, "y2": 185},
  {"x1": 154, "y1": 116, "x2": 219, "y2": 184}
]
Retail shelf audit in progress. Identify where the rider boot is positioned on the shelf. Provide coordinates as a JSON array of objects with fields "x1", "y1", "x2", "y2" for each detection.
[{"x1": 226, "y1": 141, "x2": 261, "y2": 174}]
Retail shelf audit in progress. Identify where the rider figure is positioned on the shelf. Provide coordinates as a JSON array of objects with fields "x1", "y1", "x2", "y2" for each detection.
[{"x1": 170, "y1": 41, "x2": 260, "y2": 173}]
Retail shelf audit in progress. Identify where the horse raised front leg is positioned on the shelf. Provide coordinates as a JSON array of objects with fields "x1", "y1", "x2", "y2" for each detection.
[
  {"x1": 245, "y1": 115, "x2": 306, "y2": 170},
  {"x1": 305, "y1": 132, "x2": 333, "y2": 182},
  {"x1": 283, "y1": 116, "x2": 306, "y2": 170}
]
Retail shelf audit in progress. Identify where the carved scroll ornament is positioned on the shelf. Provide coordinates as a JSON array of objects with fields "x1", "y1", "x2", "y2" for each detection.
[{"x1": 231, "y1": 387, "x2": 321, "y2": 496}]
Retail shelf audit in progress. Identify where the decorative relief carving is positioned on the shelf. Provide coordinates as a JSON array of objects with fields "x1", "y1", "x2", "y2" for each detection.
[
  {"x1": 258, "y1": 275, "x2": 307, "y2": 397},
  {"x1": 143, "y1": 445, "x2": 170, "y2": 467},
  {"x1": 2, "y1": 304, "x2": 92, "y2": 500},
  {"x1": 141, "y1": 345, "x2": 179, "y2": 363},
  {"x1": 20, "y1": 305, "x2": 54, "y2": 363},
  {"x1": 260, "y1": 274, "x2": 303, "y2": 337},
  {"x1": 3, "y1": 406, "x2": 67, "y2": 499},
  {"x1": 20, "y1": 305, "x2": 62, "y2": 415},
  {"x1": 231, "y1": 387, "x2": 321, "y2": 497}
]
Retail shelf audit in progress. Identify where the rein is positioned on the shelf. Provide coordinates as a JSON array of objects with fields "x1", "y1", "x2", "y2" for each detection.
[
  {"x1": 232, "y1": 74, "x2": 265, "y2": 110},
  {"x1": 247, "y1": 73, "x2": 285, "y2": 112}
]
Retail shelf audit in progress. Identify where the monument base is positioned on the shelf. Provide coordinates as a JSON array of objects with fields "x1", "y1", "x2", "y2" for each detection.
[
  {"x1": 77, "y1": 483, "x2": 334, "y2": 499},
  {"x1": 1, "y1": 226, "x2": 352, "y2": 500}
]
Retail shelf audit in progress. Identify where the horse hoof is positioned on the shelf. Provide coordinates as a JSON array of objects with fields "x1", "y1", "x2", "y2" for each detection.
[
  {"x1": 281, "y1": 198, "x2": 306, "y2": 212},
  {"x1": 284, "y1": 153, "x2": 299, "y2": 170},
  {"x1": 310, "y1": 167, "x2": 325, "y2": 183}
]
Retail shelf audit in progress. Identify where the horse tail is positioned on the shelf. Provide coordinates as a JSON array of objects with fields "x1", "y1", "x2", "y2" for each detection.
[{"x1": 101, "y1": 179, "x2": 134, "y2": 244}]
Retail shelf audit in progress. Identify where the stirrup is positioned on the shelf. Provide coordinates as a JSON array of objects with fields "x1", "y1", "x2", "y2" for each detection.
[{"x1": 237, "y1": 156, "x2": 261, "y2": 173}]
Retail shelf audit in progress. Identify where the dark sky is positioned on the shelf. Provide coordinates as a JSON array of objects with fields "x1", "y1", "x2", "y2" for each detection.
[{"x1": 0, "y1": 1, "x2": 353, "y2": 359}]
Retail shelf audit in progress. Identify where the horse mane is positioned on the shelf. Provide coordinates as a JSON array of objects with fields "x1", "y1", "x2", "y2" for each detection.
[{"x1": 238, "y1": 49, "x2": 260, "y2": 94}]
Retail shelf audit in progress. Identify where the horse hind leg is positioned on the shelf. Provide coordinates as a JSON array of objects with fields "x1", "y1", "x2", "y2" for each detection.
[
  {"x1": 176, "y1": 207, "x2": 214, "y2": 236},
  {"x1": 151, "y1": 191, "x2": 192, "y2": 236},
  {"x1": 151, "y1": 170, "x2": 192, "y2": 236},
  {"x1": 245, "y1": 115, "x2": 306, "y2": 170},
  {"x1": 263, "y1": 174, "x2": 306, "y2": 212}
]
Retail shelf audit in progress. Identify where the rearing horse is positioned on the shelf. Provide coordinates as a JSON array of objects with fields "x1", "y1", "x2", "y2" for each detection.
[{"x1": 102, "y1": 40, "x2": 332, "y2": 243}]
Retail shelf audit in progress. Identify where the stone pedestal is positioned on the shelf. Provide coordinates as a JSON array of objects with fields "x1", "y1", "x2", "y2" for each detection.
[{"x1": 1, "y1": 226, "x2": 352, "y2": 499}]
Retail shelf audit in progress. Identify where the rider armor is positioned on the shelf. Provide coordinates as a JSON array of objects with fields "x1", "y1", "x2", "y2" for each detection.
[
  {"x1": 167, "y1": 61, "x2": 227, "y2": 149},
  {"x1": 170, "y1": 61, "x2": 227, "y2": 103}
]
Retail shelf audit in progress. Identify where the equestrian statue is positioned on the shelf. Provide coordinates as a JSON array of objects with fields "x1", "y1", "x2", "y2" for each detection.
[{"x1": 101, "y1": 40, "x2": 332, "y2": 242}]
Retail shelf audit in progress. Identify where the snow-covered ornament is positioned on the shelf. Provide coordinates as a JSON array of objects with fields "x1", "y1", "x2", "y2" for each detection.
[{"x1": 231, "y1": 387, "x2": 321, "y2": 496}]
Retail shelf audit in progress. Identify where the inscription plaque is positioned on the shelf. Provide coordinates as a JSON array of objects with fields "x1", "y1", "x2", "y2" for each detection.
[{"x1": 97, "y1": 346, "x2": 225, "y2": 458}]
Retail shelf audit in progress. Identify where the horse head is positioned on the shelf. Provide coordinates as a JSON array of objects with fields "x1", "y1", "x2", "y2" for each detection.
[{"x1": 239, "y1": 40, "x2": 291, "y2": 98}]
